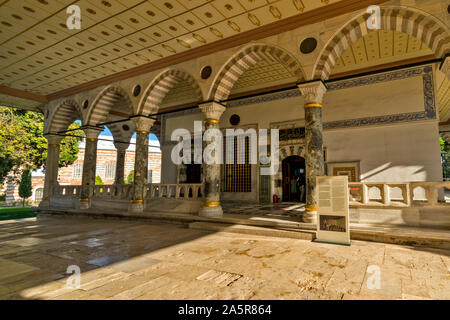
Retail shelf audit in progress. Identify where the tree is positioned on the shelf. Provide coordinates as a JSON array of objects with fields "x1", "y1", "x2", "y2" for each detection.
[
  {"x1": 0, "y1": 107, "x2": 83, "y2": 184},
  {"x1": 95, "y1": 175, "x2": 104, "y2": 185},
  {"x1": 440, "y1": 136, "x2": 450, "y2": 179},
  {"x1": 18, "y1": 169, "x2": 32, "y2": 206},
  {"x1": 126, "y1": 170, "x2": 134, "y2": 184}
]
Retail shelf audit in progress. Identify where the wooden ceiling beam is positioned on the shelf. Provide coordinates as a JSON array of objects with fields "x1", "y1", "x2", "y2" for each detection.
[{"x1": 0, "y1": 85, "x2": 48, "y2": 103}]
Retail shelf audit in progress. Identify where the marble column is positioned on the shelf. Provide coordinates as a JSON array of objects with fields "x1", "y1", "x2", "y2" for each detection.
[
  {"x1": 113, "y1": 141, "x2": 129, "y2": 185},
  {"x1": 40, "y1": 134, "x2": 62, "y2": 207},
  {"x1": 79, "y1": 127, "x2": 103, "y2": 209},
  {"x1": 198, "y1": 102, "x2": 226, "y2": 217},
  {"x1": 441, "y1": 55, "x2": 449, "y2": 80},
  {"x1": 129, "y1": 116, "x2": 154, "y2": 213},
  {"x1": 298, "y1": 81, "x2": 327, "y2": 223}
]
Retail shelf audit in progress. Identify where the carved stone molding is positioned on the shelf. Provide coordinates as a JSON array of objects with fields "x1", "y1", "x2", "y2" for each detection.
[
  {"x1": 199, "y1": 101, "x2": 226, "y2": 120},
  {"x1": 297, "y1": 81, "x2": 327, "y2": 105},
  {"x1": 132, "y1": 116, "x2": 155, "y2": 133}
]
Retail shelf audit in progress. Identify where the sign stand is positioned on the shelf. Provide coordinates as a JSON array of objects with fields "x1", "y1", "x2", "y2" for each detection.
[{"x1": 315, "y1": 176, "x2": 351, "y2": 246}]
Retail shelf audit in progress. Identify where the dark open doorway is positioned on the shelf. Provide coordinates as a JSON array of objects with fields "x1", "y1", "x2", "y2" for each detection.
[{"x1": 282, "y1": 156, "x2": 306, "y2": 202}]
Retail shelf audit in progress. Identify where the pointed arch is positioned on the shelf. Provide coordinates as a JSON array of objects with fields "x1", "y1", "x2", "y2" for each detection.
[
  {"x1": 47, "y1": 99, "x2": 82, "y2": 134},
  {"x1": 208, "y1": 43, "x2": 305, "y2": 101},
  {"x1": 313, "y1": 6, "x2": 450, "y2": 80},
  {"x1": 138, "y1": 69, "x2": 203, "y2": 116},
  {"x1": 86, "y1": 85, "x2": 134, "y2": 126}
]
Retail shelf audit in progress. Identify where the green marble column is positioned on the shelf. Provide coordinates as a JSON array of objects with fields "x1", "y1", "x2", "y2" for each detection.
[
  {"x1": 79, "y1": 128, "x2": 102, "y2": 209},
  {"x1": 40, "y1": 134, "x2": 62, "y2": 208},
  {"x1": 198, "y1": 102, "x2": 226, "y2": 217},
  {"x1": 129, "y1": 116, "x2": 154, "y2": 213},
  {"x1": 298, "y1": 81, "x2": 327, "y2": 223},
  {"x1": 113, "y1": 141, "x2": 129, "y2": 185}
]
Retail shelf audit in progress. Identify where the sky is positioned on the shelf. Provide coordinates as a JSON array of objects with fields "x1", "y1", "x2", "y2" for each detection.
[{"x1": 74, "y1": 120, "x2": 158, "y2": 141}]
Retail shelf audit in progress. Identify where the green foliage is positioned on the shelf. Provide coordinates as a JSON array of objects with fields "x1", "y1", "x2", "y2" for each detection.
[
  {"x1": 18, "y1": 169, "x2": 32, "y2": 206},
  {"x1": 95, "y1": 175, "x2": 104, "y2": 185},
  {"x1": 0, "y1": 106, "x2": 83, "y2": 184},
  {"x1": 126, "y1": 170, "x2": 134, "y2": 184},
  {"x1": 0, "y1": 207, "x2": 36, "y2": 220},
  {"x1": 440, "y1": 136, "x2": 450, "y2": 179}
]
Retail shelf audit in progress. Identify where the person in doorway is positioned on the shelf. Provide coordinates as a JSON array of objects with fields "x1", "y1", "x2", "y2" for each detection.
[{"x1": 297, "y1": 174, "x2": 306, "y2": 203}]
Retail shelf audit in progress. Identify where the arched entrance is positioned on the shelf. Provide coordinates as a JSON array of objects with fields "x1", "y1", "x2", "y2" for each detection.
[{"x1": 282, "y1": 156, "x2": 306, "y2": 202}]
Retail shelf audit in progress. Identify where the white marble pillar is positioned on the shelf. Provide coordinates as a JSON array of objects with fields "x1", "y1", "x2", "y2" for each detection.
[
  {"x1": 198, "y1": 102, "x2": 226, "y2": 217},
  {"x1": 79, "y1": 127, "x2": 103, "y2": 209},
  {"x1": 297, "y1": 81, "x2": 327, "y2": 223},
  {"x1": 40, "y1": 134, "x2": 62, "y2": 208},
  {"x1": 113, "y1": 141, "x2": 129, "y2": 185},
  {"x1": 129, "y1": 116, "x2": 154, "y2": 213}
]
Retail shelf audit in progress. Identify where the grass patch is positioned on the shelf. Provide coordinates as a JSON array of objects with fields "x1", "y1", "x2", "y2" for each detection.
[{"x1": 0, "y1": 207, "x2": 37, "y2": 221}]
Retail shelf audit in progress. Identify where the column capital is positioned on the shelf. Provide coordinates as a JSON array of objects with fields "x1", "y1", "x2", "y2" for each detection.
[
  {"x1": 440, "y1": 55, "x2": 450, "y2": 80},
  {"x1": 132, "y1": 116, "x2": 154, "y2": 134},
  {"x1": 83, "y1": 127, "x2": 103, "y2": 140},
  {"x1": 297, "y1": 81, "x2": 327, "y2": 105},
  {"x1": 199, "y1": 101, "x2": 226, "y2": 121},
  {"x1": 114, "y1": 141, "x2": 130, "y2": 152},
  {"x1": 44, "y1": 134, "x2": 63, "y2": 145}
]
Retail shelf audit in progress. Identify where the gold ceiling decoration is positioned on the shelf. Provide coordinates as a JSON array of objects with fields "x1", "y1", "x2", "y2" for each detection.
[
  {"x1": 0, "y1": 0, "x2": 342, "y2": 97},
  {"x1": 331, "y1": 30, "x2": 433, "y2": 75}
]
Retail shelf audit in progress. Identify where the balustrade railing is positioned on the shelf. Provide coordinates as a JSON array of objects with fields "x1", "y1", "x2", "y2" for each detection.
[
  {"x1": 52, "y1": 185, "x2": 81, "y2": 197},
  {"x1": 348, "y1": 181, "x2": 450, "y2": 207},
  {"x1": 92, "y1": 184, "x2": 133, "y2": 199},
  {"x1": 144, "y1": 183, "x2": 203, "y2": 200}
]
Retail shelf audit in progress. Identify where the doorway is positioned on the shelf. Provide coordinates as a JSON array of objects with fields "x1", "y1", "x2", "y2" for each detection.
[{"x1": 282, "y1": 156, "x2": 306, "y2": 202}]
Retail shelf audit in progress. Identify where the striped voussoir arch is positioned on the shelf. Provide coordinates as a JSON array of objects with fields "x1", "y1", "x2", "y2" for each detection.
[
  {"x1": 48, "y1": 99, "x2": 81, "y2": 134},
  {"x1": 210, "y1": 44, "x2": 304, "y2": 101},
  {"x1": 87, "y1": 86, "x2": 133, "y2": 126},
  {"x1": 139, "y1": 69, "x2": 203, "y2": 116},
  {"x1": 314, "y1": 7, "x2": 450, "y2": 80}
]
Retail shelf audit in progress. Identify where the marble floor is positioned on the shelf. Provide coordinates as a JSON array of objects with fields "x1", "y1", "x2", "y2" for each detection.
[
  {"x1": 222, "y1": 202, "x2": 306, "y2": 218},
  {"x1": 0, "y1": 214, "x2": 449, "y2": 300}
]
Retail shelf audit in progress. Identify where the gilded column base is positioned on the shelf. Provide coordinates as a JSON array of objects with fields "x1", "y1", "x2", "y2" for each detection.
[
  {"x1": 78, "y1": 198, "x2": 90, "y2": 210},
  {"x1": 303, "y1": 205, "x2": 317, "y2": 224},
  {"x1": 128, "y1": 200, "x2": 144, "y2": 213},
  {"x1": 198, "y1": 202, "x2": 223, "y2": 217}
]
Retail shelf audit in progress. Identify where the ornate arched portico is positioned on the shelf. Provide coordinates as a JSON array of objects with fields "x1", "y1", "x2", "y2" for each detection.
[
  {"x1": 313, "y1": 6, "x2": 450, "y2": 80},
  {"x1": 138, "y1": 69, "x2": 204, "y2": 116},
  {"x1": 208, "y1": 43, "x2": 306, "y2": 102}
]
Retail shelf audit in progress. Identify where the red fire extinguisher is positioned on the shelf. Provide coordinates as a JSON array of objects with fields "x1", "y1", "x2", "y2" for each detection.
[{"x1": 273, "y1": 194, "x2": 278, "y2": 203}]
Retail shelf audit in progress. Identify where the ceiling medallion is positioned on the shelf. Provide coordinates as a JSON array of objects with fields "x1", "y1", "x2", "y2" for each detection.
[
  {"x1": 82, "y1": 100, "x2": 89, "y2": 109},
  {"x1": 122, "y1": 124, "x2": 130, "y2": 131},
  {"x1": 193, "y1": 33, "x2": 206, "y2": 43},
  {"x1": 230, "y1": 114, "x2": 240, "y2": 126},
  {"x1": 201, "y1": 66, "x2": 212, "y2": 80},
  {"x1": 300, "y1": 37, "x2": 318, "y2": 54}
]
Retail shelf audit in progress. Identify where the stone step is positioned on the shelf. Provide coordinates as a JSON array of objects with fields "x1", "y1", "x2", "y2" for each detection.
[
  {"x1": 350, "y1": 227, "x2": 450, "y2": 250},
  {"x1": 188, "y1": 221, "x2": 316, "y2": 240}
]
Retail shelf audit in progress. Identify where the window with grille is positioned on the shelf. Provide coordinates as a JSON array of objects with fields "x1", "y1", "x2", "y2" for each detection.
[
  {"x1": 35, "y1": 188, "x2": 43, "y2": 201},
  {"x1": 72, "y1": 163, "x2": 82, "y2": 179},
  {"x1": 105, "y1": 162, "x2": 116, "y2": 180},
  {"x1": 221, "y1": 135, "x2": 251, "y2": 192}
]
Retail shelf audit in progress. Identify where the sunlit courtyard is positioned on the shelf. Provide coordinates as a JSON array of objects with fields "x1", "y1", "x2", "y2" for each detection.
[{"x1": 0, "y1": 214, "x2": 448, "y2": 300}]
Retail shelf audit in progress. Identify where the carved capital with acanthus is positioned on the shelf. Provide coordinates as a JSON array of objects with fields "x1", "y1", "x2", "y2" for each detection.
[
  {"x1": 114, "y1": 141, "x2": 130, "y2": 152},
  {"x1": 44, "y1": 133, "x2": 63, "y2": 145},
  {"x1": 297, "y1": 81, "x2": 327, "y2": 105},
  {"x1": 132, "y1": 116, "x2": 155, "y2": 134},
  {"x1": 83, "y1": 127, "x2": 103, "y2": 140},
  {"x1": 199, "y1": 101, "x2": 226, "y2": 121}
]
